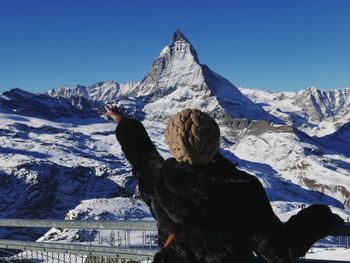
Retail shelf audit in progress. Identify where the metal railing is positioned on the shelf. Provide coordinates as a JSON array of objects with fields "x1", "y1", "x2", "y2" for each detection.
[
  {"x1": 0, "y1": 219, "x2": 157, "y2": 231},
  {"x1": 0, "y1": 219, "x2": 349, "y2": 263},
  {"x1": 0, "y1": 219, "x2": 158, "y2": 262}
]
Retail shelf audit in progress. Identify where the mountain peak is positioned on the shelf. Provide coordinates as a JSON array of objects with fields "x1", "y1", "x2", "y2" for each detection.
[
  {"x1": 306, "y1": 86, "x2": 319, "y2": 92},
  {"x1": 4, "y1": 88, "x2": 34, "y2": 98},
  {"x1": 296, "y1": 86, "x2": 319, "y2": 96},
  {"x1": 172, "y1": 29, "x2": 190, "y2": 43}
]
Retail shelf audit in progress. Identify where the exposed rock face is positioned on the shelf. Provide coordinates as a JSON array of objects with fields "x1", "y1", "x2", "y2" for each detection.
[
  {"x1": 293, "y1": 86, "x2": 350, "y2": 122},
  {"x1": 229, "y1": 119, "x2": 293, "y2": 140},
  {"x1": 48, "y1": 81, "x2": 143, "y2": 104},
  {"x1": 301, "y1": 177, "x2": 350, "y2": 208},
  {"x1": 138, "y1": 31, "x2": 279, "y2": 125},
  {"x1": 240, "y1": 86, "x2": 350, "y2": 137},
  {"x1": 48, "y1": 81, "x2": 121, "y2": 103}
]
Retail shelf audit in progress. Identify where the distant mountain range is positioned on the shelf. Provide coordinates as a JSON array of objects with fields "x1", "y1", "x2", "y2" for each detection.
[{"x1": 240, "y1": 86, "x2": 350, "y2": 137}]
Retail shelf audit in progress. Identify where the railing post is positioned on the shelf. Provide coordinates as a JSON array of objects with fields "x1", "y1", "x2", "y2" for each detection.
[
  {"x1": 347, "y1": 217, "x2": 349, "y2": 248},
  {"x1": 110, "y1": 231, "x2": 115, "y2": 247},
  {"x1": 97, "y1": 231, "x2": 101, "y2": 246},
  {"x1": 142, "y1": 231, "x2": 145, "y2": 248}
]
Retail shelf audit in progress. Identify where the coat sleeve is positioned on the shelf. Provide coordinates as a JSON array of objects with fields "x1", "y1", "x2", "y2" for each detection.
[
  {"x1": 115, "y1": 119, "x2": 163, "y2": 170},
  {"x1": 246, "y1": 178, "x2": 293, "y2": 263},
  {"x1": 284, "y1": 204, "x2": 344, "y2": 259},
  {"x1": 249, "y1": 189, "x2": 344, "y2": 263},
  {"x1": 115, "y1": 119, "x2": 164, "y2": 205}
]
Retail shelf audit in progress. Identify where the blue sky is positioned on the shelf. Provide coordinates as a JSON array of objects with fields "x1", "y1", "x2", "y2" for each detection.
[{"x1": 1, "y1": 0, "x2": 350, "y2": 94}]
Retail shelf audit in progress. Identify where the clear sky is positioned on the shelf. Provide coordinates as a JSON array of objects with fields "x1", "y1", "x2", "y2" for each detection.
[{"x1": 1, "y1": 0, "x2": 350, "y2": 94}]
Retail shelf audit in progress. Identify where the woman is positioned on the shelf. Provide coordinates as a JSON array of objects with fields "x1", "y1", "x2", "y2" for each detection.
[{"x1": 105, "y1": 106, "x2": 343, "y2": 263}]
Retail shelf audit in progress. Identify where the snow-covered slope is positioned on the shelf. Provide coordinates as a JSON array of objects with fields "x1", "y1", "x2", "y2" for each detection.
[
  {"x1": 294, "y1": 87, "x2": 350, "y2": 123},
  {"x1": 0, "y1": 88, "x2": 103, "y2": 119},
  {"x1": 0, "y1": 113, "x2": 137, "y2": 239},
  {"x1": 37, "y1": 197, "x2": 153, "y2": 244},
  {"x1": 240, "y1": 86, "x2": 350, "y2": 137},
  {"x1": 226, "y1": 124, "x2": 350, "y2": 208},
  {"x1": 320, "y1": 122, "x2": 350, "y2": 157}
]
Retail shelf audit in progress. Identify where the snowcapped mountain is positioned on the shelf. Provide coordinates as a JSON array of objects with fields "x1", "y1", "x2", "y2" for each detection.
[
  {"x1": 240, "y1": 86, "x2": 350, "y2": 137},
  {"x1": 0, "y1": 88, "x2": 104, "y2": 119},
  {"x1": 48, "y1": 81, "x2": 142, "y2": 104},
  {"x1": 294, "y1": 86, "x2": 350, "y2": 123},
  {"x1": 0, "y1": 30, "x2": 349, "y2": 259},
  {"x1": 48, "y1": 30, "x2": 279, "y2": 126},
  {"x1": 49, "y1": 81, "x2": 119, "y2": 103},
  {"x1": 139, "y1": 30, "x2": 280, "y2": 125}
]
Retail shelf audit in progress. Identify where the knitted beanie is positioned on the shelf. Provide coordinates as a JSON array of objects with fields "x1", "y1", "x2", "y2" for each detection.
[{"x1": 165, "y1": 109, "x2": 220, "y2": 165}]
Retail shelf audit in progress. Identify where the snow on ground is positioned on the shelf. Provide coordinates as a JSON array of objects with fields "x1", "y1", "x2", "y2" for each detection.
[
  {"x1": 305, "y1": 247, "x2": 350, "y2": 261},
  {"x1": 239, "y1": 87, "x2": 299, "y2": 112},
  {"x1": 65, "y1": 197, "x2": 153, "y2": 221},
  {"x1": 229, "y1": 130, "x2": 350, "y2": 210},
  {"x1": 38, "y1": 197, "x2": 156, "y2": 250},
  {"x1": 0, "y1": 112, "x2": 120, "y2": 168}
]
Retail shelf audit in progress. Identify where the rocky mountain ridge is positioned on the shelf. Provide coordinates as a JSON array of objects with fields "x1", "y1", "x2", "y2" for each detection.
[{"x1": 240, "y1": 86, "x2": 350, "y2": 137}]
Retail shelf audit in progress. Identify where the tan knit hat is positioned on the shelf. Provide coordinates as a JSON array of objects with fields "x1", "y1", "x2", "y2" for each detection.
[{"x1": 165, "y1": 109, "x2": 220, "y2": 165}]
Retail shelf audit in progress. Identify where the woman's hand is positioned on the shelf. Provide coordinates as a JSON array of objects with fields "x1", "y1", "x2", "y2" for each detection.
[{"x1": 105, "y1": 105, "x2": 123, "y2": 124}]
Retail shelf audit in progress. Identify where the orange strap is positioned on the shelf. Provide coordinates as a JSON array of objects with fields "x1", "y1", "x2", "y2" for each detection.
[{"x1": 163, "y1": 232, "x2": 175, "y2": 248}]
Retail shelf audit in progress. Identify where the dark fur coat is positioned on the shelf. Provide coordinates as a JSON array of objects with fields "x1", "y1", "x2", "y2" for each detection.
[{"x1": 116, "y1": 119, "x2": 343, "y2": 263}]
